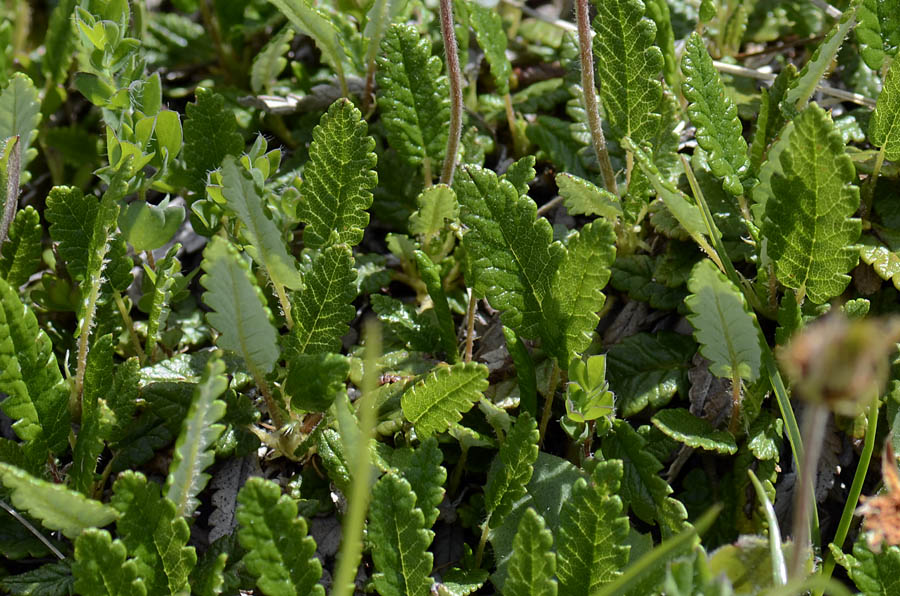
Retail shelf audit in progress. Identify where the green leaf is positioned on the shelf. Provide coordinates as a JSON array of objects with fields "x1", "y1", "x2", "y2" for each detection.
[
  {"x1": 602, "y1": 420, "x2": 688, "y2": 537},
  {"x1": 251, "y1": 25, "x2": 293, "y2": 93},
  {"x1": 557, "y1": 461, "x2": 630, "y2": 595},
  {"x1": 45, "y1": 186, "x2": 97, "y2": 282},
  {"x1": 0, "y1": 205, "x2": 41, "y2": 289},
  {"x1": 118, "y1": 197, "x2": 185, "y2": 252},
  {"x1": 267, "y1": 0, "x2": 347, "y2": 95},
  {"x1": 526, "y1": 115, "x2": 591, "y2": 178},
  {"x1": 110, "y1": 471, "x2": 197, "y2": 596},
  {"x1": 870, "y1": 53, "x2": 900, "y2": 161},
  {"x1": 761, "y1": 103, "x2": 862, "y2": 304},
  {"x1": 592, "y1": 0, "x2": 663, "y2": 145},
  {"x1": 0, "y1": 463, "x2": 118, "y2": 539},
  {"x1": 369, "y1": 472, "x2": 435, "y2": 596},
  {"x1": 182, "y1": 88, "x2": 243, "y2": 194},
  {"x1": 685, "y1": 259, "x2": 761, "y2": 382},
  {"x1": 503, "y1": 508, "x2": 557, "y2": 596},
  {"x1": 376, "y1": 24, "x2": 450, "y2": 170},
  {"x1": 372, "y1": 294, "x2": 440, "y2": 352},
  {"x1": 41, "y1": 0, "x2": 77, "y2": 84},
  {"x1": 681, "y1": 33, "x2": 750, "y2": 196},
  {"x1": 409, "y1": 185, "x2": 458, "y2": 243},
  {"x1": 0, "y1": 276, "x2": 70, "y2": 461},
  {"x1": 503, "y1": 326, "x2": 537, "y2": 418},
  {"x1": 391, "y1": 437, "x2": 446, "y2": 529},
  {"x1": 236, "y1": 476, "x2": 325, "y2": 596},
  {"x1": 645, "y1": 0, "x2": 677, "y2": 88},
  {"x1": 284, "y1": 352, "x2": 349, "y2": 412},
  {"x1": 72, "y1": 530, "x2": 146, "y2": 596},
  {"x1": 485, "y1": 412, "x2": 539, "y2": 528},
  {"x1": 414, "y1": 250, "x2": 459, "y2": 362},
  {"x1": 856, "y1": 0, "x2": 900, "y2": 70},
  {"x1": 144, "y1": 245, "x2": 182, "y2": 360},
  {"x1": 200, "y1": 236, "x2": 279, "y2": 376},
  {"x1": 286, "y1": 244, "x2": 356, "y2": 356},
  {"x1": 155, "y1": 110, "x2": 183, "y2": 161},
  {"x1": 555, "y1": 173, "x2": 622, "y2": 220},
  {"x1": 455, "y1": 164, "x2": 564, "y2": 341},
  {"x1": 0, "y1": 73, "x2": 41, "y2": 184},
  {"x1": 651, "y1": 408, "x2": 738, "y2": 454},
  {"x1": 606, "y1": 332, "x2": 695, "y2": 417},
  {"x1": 165, "y1": 356, "x2": 227, "y2": 518},
  {"x1": 297, "y1": 99, "x2": 377, "y2": 249},
  {"x1": 218, "y1": 156, "x2": 302, "y2": 290},
  {"x1": 781, "y1": 0, "x2": 862, "y2": 117},
  {"x1": 547, "y1": 219, "x2": 616, "y2": 364},
  {"x1": 860, "y1": 235, "x2": 900, "y2": 289},
  {"x1": 71, "y1": 334, "x2": 115, "y2": 495},
  {"x1": 834, "y1": 538, "x2": 900, "y2": 595},
  {"x1": 469, "y1": 3, "x2": 511, "y2": 94},
  {"x1": 1, "y1": 561, "x2": 74, "y2": 596},
  {"x1": 401, "y1": 362, "x2": 489, "y2": 438}
]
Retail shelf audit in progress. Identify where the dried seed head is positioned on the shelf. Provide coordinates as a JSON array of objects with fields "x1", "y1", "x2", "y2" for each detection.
[{"x1": 858, "y1": 442, "x2": 900, "y2": 553}]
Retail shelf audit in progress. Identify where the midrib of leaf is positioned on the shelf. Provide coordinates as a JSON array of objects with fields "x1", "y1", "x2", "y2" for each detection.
[{"x1": 412, "y1": 371, "x2": 481, "y2": 422}]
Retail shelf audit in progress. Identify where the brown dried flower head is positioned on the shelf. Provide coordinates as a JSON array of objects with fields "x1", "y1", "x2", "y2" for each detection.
[{"x1": 858, "y1": 442, "x2": 900, "y2": 553}]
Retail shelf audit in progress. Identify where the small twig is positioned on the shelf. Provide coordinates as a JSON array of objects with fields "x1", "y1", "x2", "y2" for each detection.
[
  {"x1": 0, "y1": 137, "x2": 21, "y2": 256},
  {"x1": 0, "y1": 499, "x2": 65, "y2": 560},
  {"x1": 536, "y1": 195, "x2": 564, "y2": 217},
  {"x1": 439, "y1": 0, "x2": 463, "y2": 186}
]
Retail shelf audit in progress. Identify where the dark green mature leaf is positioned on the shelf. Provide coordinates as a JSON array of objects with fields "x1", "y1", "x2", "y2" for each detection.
[
  {"x1": 392, "y1": 437, "x2": 446, "y2": 529},
  {"x1": 165, "y1": 357, "x2": 227, "y2": 518},
  {"x1": 0, "y1": 276, "x2": 70, "y2": 461},
  {"x1": 834, "y1": 538, "x2": 900, "y2": 595},
  {"x1": 144, "y1": 244, "x2": 181, "y2": 360},
  {"x1": 870, "y1": 54, "x2": 900, "y2": 161},
  {"x1": 504, "y1": 326, "x2": 537, "y2": 417},
  {"x1": 267, "y1": 0, "x2": 347, "y2": 92},
  {"x1": 485, "y1": 413, "x2": 539, "y2": 528},
  {"x1": 236, "y1": 476, "x2": 325, "y2": 596},
  {"x1": 251, "y1": 25, "x2": 293, "y2": 93},
  {"x1": 110, "y1": 471, "x2": 196, "y2": 596},
  {"x1": 685, "y1": 259, "x2": 761, "y2": 383},
  {"x1": 376, "y1": 24, "x2": 450, "y2": 170},
  {"x1": 526, "y1": 116, "x2": 591, "y2": 178},
  {"x1": 369, "y1": 472, "x2": 435, "y2": 596},
  {"x1": 182, "y1": 88, "x2": 243, "y2": 194},
  {"x1": 218, "y1": 156, "x2": 302, "y2": 290},
  {"x1": 455, "y1": 164, "x2": 564, "y2": 340},
  {"x1": 602, "y1": 420, "x2": 688, "y2": 537},
  {"x1": 42, "y1": 0, "x2": 77, "y2": 84},
  {"x1": 0, "y1": 206, "x2": 41, "y2": 288},
  {"x1": 469, "y1": 3, "x2": 511, "y2": 95},
  {"x1": 857, "y1": 0, "x2": 900, "y2": 70},
  {"x1": 71, "y1": 334, "x2": 115, "y2": 495},
  {"x1": 401, "y1": 362, "x2": 489, "y2": 438},
  {"x1": 286, "y1": 244, "x2": 356, "y2": 356},
  {"x1": 1, "y1": 561, "x2": 74, "y2": 596},
  {"x1": 285, "y1": 352, "x2": 349, "y2": 412},
  {"x1": 557, "y1": 461, "x2": 630, "y2": 596},
  {"x1": 504, "y1": 508, "x2": 557, "y2": 596},
  {"x1": 297, "y1": 99, "x2": 377, "y2": 249},
  {"x1": 415, "y1": 250, "x2": 459, "y2": 362},
  {"x1": 652, "y1": 408, "x2": 738, "y2": 454},
  {"x1": 45, "y1": 186, "x2": 96, "y2": 282},
  {"x1": 0, "y1": 463, "x2": 118, "y2": 539},
  {"x1": 73, "y1": 530, "x2": 146, "y2": 596},
  {"x1": 761, "y1": 103, "x2": 861, "y2": 304},
  {"x1": 201, "y1": 236, "x2": 279, "y2": 376},
  {"x1": 681, "y1": 33, "x2": 750, "y2": 195},
  {"x1": 0, "y1": 73, "x2": 41, "y2": 184}
]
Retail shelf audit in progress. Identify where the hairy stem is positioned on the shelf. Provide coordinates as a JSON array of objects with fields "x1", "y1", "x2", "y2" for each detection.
[
  {"x1": 474, "y1": 519, "x2": 490, "y2": 569},
  {"x1": 113, "y1": 292, "x2": 146, "y2": 364},
  {"x1": 575, "y1": 0, "x2": 617, "y2": 195},
  {"x1": 439, "y1": 0, "x2": 463, "y2": 185},
  {"x1": 273, "y1": 280, "x2": 294, "y2": 330},
  {"x1": 0, "y1": 137, "x2": 20, "y2": 256},
  {"x1": 862, "y1": 145, "x2": 885, "y2": 219}
]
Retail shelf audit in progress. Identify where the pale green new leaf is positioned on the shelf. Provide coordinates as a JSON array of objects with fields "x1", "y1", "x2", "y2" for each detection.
[
  {"x1": 557, "y1": 461, "x2": 630, "y2": 596},
  {"x1": 377, "y1": 24, "x2": 450, "y2": 169},
  {"x1": 409, "y1": 185, "x2": 458, "y2": 243},
  {"x1": 0, "y1": 205, "x2": 40, "y2": 288},
  {"x1": 236, "y1": 476, "x2": 325, "y2": 596},
  {"x1": 219, "y1": 156, "x2": 302, "y2": 290},
  {"x1": 110, "y1": 472, "x2": 196, "y2": 596},
  {"x1": 455, "y1": 164, "x2": 564, "y2": 340},
  {"x1": 681, "y1": 33, "x2": 750, "y2": 196},
  {"x1": 165, "y1": 357, "x2": 228, "y2": 518},
  {"x1": 182, "y1": 88, "x2": 243, "y2": 194},
  {"x1": 392, "y1": 436, "x2": 447, "y2": 529},
  {"x1": 592, "y1": 0, "x2": 663, "y2": 144},
  {"x1": 200, "y1": 236, "x2": 280, "y2": 375},
  {"x1": 251, "y1": 25, "x2": 293, "y2": 93},
  {"x1": 369, "y1": 472, "x2": 435, "y2": 596},
  {"x1": 761, "y1": 103, "x2": 861, "y2": 304},
  {"x1": 286, "y1": 244, "x2": 356, "y2": 356},
  {"x1": 469, "y1": 3, "x2": 511, "y2": 94},
  {"x1": 0, "y1": 73, "x2": 41, "y2": 184},
  {"x1": 0, "y1": 463, "x2": 118, "y2": 539},
  {"x1": 856, "y1": 0, "x2": 900, "y2": 70},
  {"x1": 870, "y1": 53, "x2": 900, "y2": 160},
  {"x1": 297, "y1": 99, "x2": 377, "y2": 249},
  {"x1": 267, "y1": 0, "x2": 347, "y2": 94},
  {"x1": 547, "y1": 220, "x2": 616, "y2": 365},
  {"x1": 401, "y1": 362, "x2": 489, "y2": 438},
  {"x1": 860, "y1": 235, "x2": 900, "y2": 289},
  {"x1": 651, "y1": 408, "x2": 738, "y2": 454},
  {"x1": 555, "y1": 173, "x2": 622, "y2": 220},
  {"x1": 118, "y1": 197, "x2": 185, "y2": 252},
  {"x1": 781, "y1": 0, "x2": 862, "y2": 117},
  {"x1": 685, "y1": 259, "x2": 761, "y2": 382},
  {"x1": 0, "y1": 276, "x2": 70, "y2": 461},
  {"x1": 73, "y1": 530, "x2": 146, "y2": 596},
  {"x1": 504, "y1": 508, "x2": 557, "y2": 596},
  {"x1": 484, "y1": 412, "x2": 539, "y2": 528}
]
